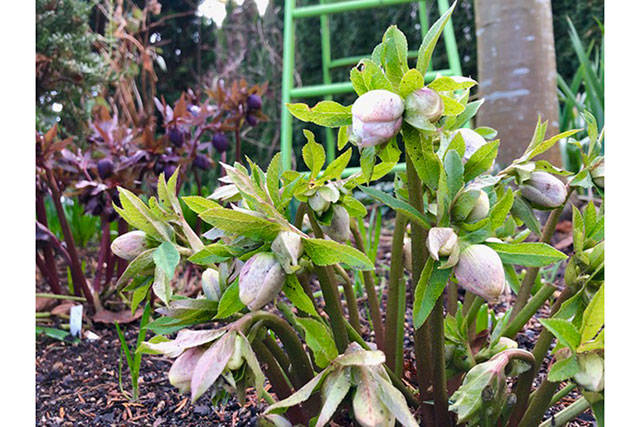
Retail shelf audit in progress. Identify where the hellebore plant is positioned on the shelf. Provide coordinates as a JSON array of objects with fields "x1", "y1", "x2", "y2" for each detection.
[{"x1": 113, "y1": 3, "x2": 604, "y2": 425}]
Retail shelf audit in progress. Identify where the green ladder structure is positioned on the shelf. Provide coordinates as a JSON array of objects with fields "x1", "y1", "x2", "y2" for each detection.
[{"x1": 280, "y1": 0, "x2": 463, "y2": 171}]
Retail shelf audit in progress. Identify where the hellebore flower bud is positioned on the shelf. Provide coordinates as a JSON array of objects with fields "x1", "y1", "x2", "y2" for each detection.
[
  {"x1": 405, "y1": 87, "x2": 444, "y2": 126},
  {"x1": 455, "y1": 244, "x2": 506, "y2": 302},
  {"x1": 351, "y1": 89, "x2": 404, "y2": 147},
  {"x1": 164, "y1": 163, "x2": 177, "y2": 178},
  {"x1": 271, "y1": 231, "x2": 303, "y2": 273},
  {"x1": 246, "y1": 113, "x2": 259, "y2": 127},
  {"x1": 308, "y1": 184, "x2": 339, "y2": 215},
  {"x1": 520, "y1": 171, "x2": 567, "y2": 209},
  {"x1": 226, "y1": 334, "x2": 245, "y2": 371},
  {"x1": 201, "y1": 268, "x2": 221, "y2": 302},
  {"x1": 573, "y1": 351, "x2": 604, "y2": 392},
  {"x1": 452, "y1": 189, "x2": 490, "y2": 223},
  {"x1": 212, "y1": 132, "x2": 230, "y2": 152},
  {"x1": 591, "y1": 161, "x2": 604, "y2": 189},
  {"x1": 168, "y1": 126, "x2": 185, "y2": 147},
  {"x1": 111, "y1": 230, "x2": 149, "y2": 260},
  {"x1": 454, "y1": 128, "x2": 488, "y2": 162},
  {"x1": 193, "y1": 154, "x2": 211, "y2": 170},
  {"x1": 428, "y1": 227, "x2": 459, "y2": 260},
  {"x1": 320, "y1": 205, "x2": 350, "y2": 242},
  {"x1": 97, "y1": 158, "x2": 114, "y2": 179},
  {"x1": 238, "y1": 252, "x2": 285, "y2": 310},
  {"x1": 247, "y1": 94, "x2": 262, "y2": 110}
]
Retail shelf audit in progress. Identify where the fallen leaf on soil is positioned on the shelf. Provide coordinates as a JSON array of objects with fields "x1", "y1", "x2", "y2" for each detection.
[
  {"x1": 556, "y1": 220, "x2": 572, "y2": 234},
  {"x1": 555, "y1": 235, "x2": 573, "y2": 250},
  {"x1": 51, "y1": 302, "x2": 75, "y2": 316},
  {"x1": 93, "y1": 308, "x2": 143, "y2": 324},
  {"x1": 36, "y1": 297, "x2": 57, "y2": 312}
]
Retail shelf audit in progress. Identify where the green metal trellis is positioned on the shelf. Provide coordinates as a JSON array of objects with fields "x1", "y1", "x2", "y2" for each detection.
[{"x1": 279, "y1": 0, "x2": 463, "y2": 171}]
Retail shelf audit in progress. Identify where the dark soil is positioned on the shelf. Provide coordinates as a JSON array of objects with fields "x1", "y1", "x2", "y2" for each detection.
[{"x1": 36, "y1": 216, "x2": 595, "y2": 426}]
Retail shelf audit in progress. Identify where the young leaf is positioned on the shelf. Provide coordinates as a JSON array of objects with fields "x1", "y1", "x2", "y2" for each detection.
[
  {"x1": 287, "y1": 101, "x2": 352, "y2": 127},
  {"x1": 485, "y1": 242, "x2": 567, "y2": 267},
  {"x1": 153, "y1": 242, "x2": 180, "y2": 279},
  {"x1": 416, "y1": 0, "x2": 457, "y2": 74},
  {"x1": 350, "y1": 59, "x2": 394, "y2": 95},
  {"x1": 441, "y1": 94, "x2": 465, "y2": 116},
  {"x1": 452, "y1": 99, "x2": 484, "y2": 129},
  {"x1": 357, "y1": 185, "x2": 430, "y2": 230},
  {"x1": 188, "y1": 243, "x2": 233, "y2": 266},
  {"x1": 510, "y1": 196, "x2": 542, "y2": 237},
  {"x1": 199, "y1": 207, "x2": 282, "y2": 241},
  {"x1": 444, "y1": 150, "x2": 464, "y2": 199},
  {"x1": 316, "y1": 368, "x2": 351, "y2": 427},
  {"x1": 320, "y1": 148, "x2": 352, "y2": 182},
  {"x1": 181, "y1": 196, "x2": 221, "y2": 215},
  {"x1": 302, "y1": 130, "x2": 326, "y2": 177},
  {"x1": 152, "y1": 264, "x2": 172, "y2": 306},
  {"x1": 117, "y1": 249, "x2": 155, "y2": 289},
  {"x1": 580, "y1": 284, "x2": 604, "y2": 344},
  {"x1": 548, "y1": 354, "x2": 580, "y2": 382},
  {"x1": 214, "y1": 280, "x2": 245, "y2": 319},
  {"x1": 428, "y1": 76, "x2": 477, "y2": 92},
  {"x1": 304, "y1": 238, "x2": 374, "y2": 271},
  {"x1": 297, "y1": 317, "x2": 338, "y2": 369},
  {"x1": 490, "y1": 188, "x2": 514, "y2": 230},
  {"x1": 398, "y1": 68, "x2": 425, "y2": 98},
  {"x1": 414, "y1": 260, "x2": 452, "y2": 329},
  {"x1": 266, "y1": 153, "x2": 283, "y2": 206},
  {"x1": 380, "y1": 25, "x2": 409, "y2": 85},
  {"x1": 464, "y1": 140, "x2": 499, "y2": 182},
  {"x1": 266, "y1": 369, "x2": 330, "y2": 414},
  {"x1": 540, "y1": 318, "x2": 581, "y2": 352},
  {"x1": 284, "y1": 275, "x2": 319, "y2": 317},
  {"x1": 401, "y1": 125, "x2": 440, "y2": 190},
  {"x1": 341, "y1": 195, "x2": 367, "y2": 218}
]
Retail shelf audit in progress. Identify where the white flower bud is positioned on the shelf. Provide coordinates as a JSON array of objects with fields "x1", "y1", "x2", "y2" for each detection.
[
  {"x1": 226, "y1": 334, "x2": 245, "y2": 371},
  {"x1": 520, "y1": 171, "x2": 567, "y2": 209},
  {"x1": 238, "y1": 252, "x2": 285, "y2": 310},
  {"x1": 452, "y1": 189, "x2": 490, "y2": 223},
  {"x1": 455, "y1": 245, "x2": 506, "y2": 302},
  {"x1": 574, "y1": 352, "x2": 604, "y2": 392},
  {"x1": 201, "y1": 268, "x2": 221, "y2": 302},
  {"x1": 320, "y1": 205, "x2": 350, "y2": 242},
  {"x1": 111, "y1": 230, "x2": 149, "y2": 260},
  {"x1": 351, "y1": 89, "x2": 404, "y2": 147},
  {"x1": 271, "y1": 231, "x2": 304, "y2": 273},
  {"x1": 427, "y1": 227, "x2": 459, "y2": 261},
  {"x1": 591, "y1": 161, "x2": 604, "y2": 189},
  {"x1": 454, "y1": 128, "x2": 489, "y2": 162}
]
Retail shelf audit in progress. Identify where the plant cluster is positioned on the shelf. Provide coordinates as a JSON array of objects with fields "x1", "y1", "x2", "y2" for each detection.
[
  {"x1": 36, "y1": 79, "x2": 266, "y2": 314},
  {"x1": 111, "y1": 3, "x2": 604, "y2": 425}
]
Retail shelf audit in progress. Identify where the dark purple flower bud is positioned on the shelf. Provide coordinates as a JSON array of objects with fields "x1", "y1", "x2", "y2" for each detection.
[
  {"x1": 246, "y1": 113, "x2": 259, "y2": 127},
  {"x1": 164, "y1": 163, "x2": 177, "y2": 178},
  {"x1": 168, "y1": 126, "x2": 185, "y2": 147},
  {"x1": 247, "y1": 94, "x2": 262, "y2": 110},
  {"x1": 97, "y1": 158, "x2": 114, "y2": 179},
  {"x1": 153, "y1": 160, "x2": 165, "y2": 176},
  {"x1": 212, "y1": 132, "x2": 230, "y2": 152},
  {"x1": 193, "y1": 154, "x2": 211, "y2": 170}
]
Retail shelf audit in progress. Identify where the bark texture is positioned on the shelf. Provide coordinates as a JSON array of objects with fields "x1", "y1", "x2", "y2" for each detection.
[{"x1": 474, "y1": 0, "x2": 561, "y2": 166}]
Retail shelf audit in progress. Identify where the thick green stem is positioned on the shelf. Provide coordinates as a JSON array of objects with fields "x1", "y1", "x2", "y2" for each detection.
[
  {"x1": 512, "y1": 188, "x2": 574, "y2": 316},
  {"x1": 383, "y1": 214, "x2": 408, "y2": 376},
  {"x1": 549, "y1": 383, "x2": 576, "y2": 406},
  {"x1": 306, "y1": 207, "x2": 351, "y2": 352},
  {"x1": 349, "y1": 219, "x2": 385, "y2": 350},
  {"x1": 508, "y1": 286, "x2": 577, "y2": 426},
  {"x1": 462, "y1": 295, "x2": 483, "y2": 335},
  {"x1": 333, "y1": 265, "x2": 362, "y2": 334},
  {"x1": 406, "y1": 156, "x2": 439, "y2": 427},
  {"x1": 538, "y1": 396, "x2": 590, "y2": 427},
  {"x1": 519, "y1": 377, "x2": 559, "y2": 426},
  {"x1": 503, "y1": 283, "x2": 556, "y2": 339},
  {"x1": 447, "y1": 282, "x2": 458, "y2": 315},
  {"x1": 263, "y1": 333, "x2": 291, "y2": 376}
]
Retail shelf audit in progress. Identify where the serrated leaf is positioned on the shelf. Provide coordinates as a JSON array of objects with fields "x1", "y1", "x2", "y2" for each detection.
[
  {"x1": 548, "y1": 355, "x2": 580, "y2": 382},
  {"x1": 214, "y1": 280, "x2": 245, "y2": 319},
  {"x1": 511, "y1": 196, "x2": 542, "y2": 237},
  {"x1": 188, "y1": 243, "x2": 233, "y2": 265},
  {"x1": 317, "y1": 368, "x2": 351, "y2": 427},
  {"x1": 320, "y1": 148, "x2": 352, "y2": 182},
  {"x1": 350, "y1": 59, "x2": 394, "y2": 95},
  {"x1": 441, "y1": 94, "x2": 465, "y2": 116},
  {"x1": 118, "y1": 249, "x2": 155, "y2": 289},
  {"x1": 199, "y1": 207, "x2": 282, "y2": 241},
  {"x1": 398, "y1": 68, "x2": 425, "y2": 98},
  {"x1": 453, "y1": 99, "x2": 484, "y2": 129},
  {"x1": 287, "y1": 101, "x2": 352, "y2": 127},
  {"x1": 401, "y1": 125, "x2": 440, "y2": 190},
  {"x1": 486, "y1": 242, "x2": 567, "y2": 267},
  {"x1": 580, "y1": 284, "x2": 604, "y2": 344},
  {"x1": 490, "y1": 188, "x2": 514, "y2": 230},
  {"x1": 357, "y1": 185, "x2": 430, "y2": 229},
  {"x1": 304, "y1": 238, "x2": 374, "y2": 270},
  {"x1": 266, "y1": 369, "x2": 329, "y2": 414},
  {"x1": 266, "y1": 153, "x2": 282, "y2": 207},
  {"x1": 428, "y1": 76, "x2": 477, "y2": 92},
  {"x1": 416, "y1": 0, "x2": 457, "y2": 74},
  {"x1": 341, "y1": 195, "x2": 367, "y2": 218},
  {"x1": 540, "y1": 318, "x2": 581, "y2": 351},
  {"x1": 284, "y1": 275, "x2": 318, "y2": 316},
  {"x1": 153, "y1": 241, "x2": 180, "y2": 279},
  {"x1": 152, "y1": 264, "x2": 172, "y2": 306},
  {"x1": 297, "y1": 317, "x2": 338, "y2": 369},
  {"x1": 380, "y1": 25, "x2": 409, "y2": 85},
  {"x1": 414, "y1": 259, "x2": 451, "y2": 329},
  {"x1": 182, "y1": 196, "x2": 221, "y2": 215},
  {"x1": 444, "y1": 150, "x2": 464, "y2": 199},
  {"x1": 464, "y1": 141, "x2": 499, "y2": 182},
  {"x1": 302, "y1": 130, "x2": 326, "y2": 177}
]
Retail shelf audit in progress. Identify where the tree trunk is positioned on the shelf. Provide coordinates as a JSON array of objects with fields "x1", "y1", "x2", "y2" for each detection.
[{"x1": 474, "y1": 0, "x2": 561, "y2": 166}]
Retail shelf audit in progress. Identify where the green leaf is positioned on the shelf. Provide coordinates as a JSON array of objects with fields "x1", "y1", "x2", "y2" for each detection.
[
  {"x1": 540, "y1": 318, "x2": 581, "y2": 351},
  {"x1": 580, "y1": 284, "x2": 604, "y2": 344},
  {"x1": 401, "y1": 125, "x2": 440, "y2": 190},
  {"x1": 214, "y1": 280, "x2": 245, "y2": 319},
  {"x1": 413, "y1": 259, "x2": 452, "y2": 329},
  {"x1": 316, "y1": 368, "x2": 352, "y2": 426},
  {"x1": 380, "y1": 25, "x2": 409, "y2": 85},
  {"x1": 490, "y1": 188, "x2": 514, "y2": 230},
  {"x1": 441, "y1": 94, "x2": 465, "y2": 116},
  {"x1": 338, "y1": 125, "x2": 349, "y2": 150},
  {"x1": 359, "y1": 146, "x2": 376, "y2": 183},
  {"x1": 444, "y1": 150, "x2": 464, "y2": 199},
  {"x1": 131, "y1": 281, "x2": 152, "y2": 315},
  {"x1": 474, "y1": 127, "x2": 498, "y2": 140},
  {"x1": 302, "y1": 130, "x2": 326, "y2": 177},
  {"x1": 199, "y1": 207, "x2": 282, "y2": 241},
  {"x1": 181, "y1": 196, "x2": 221, "y2": 215},
  {"x1": 117, "y1": 249, "x2": 155, "y2": 289},
  {"x1": 320, "y1": 148, "x2": 352, "y2": 182},
  {"x1": 188, "y1": 243, "x2": 233, "y2": 265},
  {"x1": 350, "y1": 59, "x2": 394, "y2": 95},
  {"x1": 284, "y1": 275, "x2": 319, "y2": 317},
  {"x1": 152, "y1": 264, "x2": 172, "y2": 306},
  {"x1": 286, "y1": 101, "x2": 352, "y2": 127},
  {"x1": 511, "y1": 196, "x2": 542, "y2": 237},
  {"x1": 485, "y1": 242, "x2": 567, "y2": 267},
  {"x1": 114, "y1": 187, "x2": 172, "y2": 241},
  {"x1": 548, "y1": 355, "x2": 580, "y2": 382},
  {"x1": 398, "y1": 68, "x2": 424, "y2": 98},
  {"x1": 428, "y1": 76, "x2": 477, "y2": 92},
  {"x1": 570, "y1": 168, "x2": 594, "y2": 189},
  {"x1": 416, "y1": 0, "x2": 457, "y2": 74},
  {"x1": 527, "y1": 129, "x2": 580, "y2": 161},
  {"x1": 464, "y1": 141, "x2": 499, "y2": 182},
  {"x1": 266, "y1": 153, "x2": 283, "y2": 206},
  {"x1": 341, "y1": 195, "x2": 367, "y2": 218},
  {"x1": 303, "y1": 238, "x2": 374, "y2": 270},
  {"x1": 453, "y1": 100, "x2": 484, "y2": 129},
  {"x1": 266, "y1": 369, "x2": 329, "y2": 414},
  {"x1": 357, "y1": 185, "x2": 430, "y2": 230},
  {"x1": 296, "y1": 317, "x2": 338, "y2": 369},
  {"x1": 572, "y1": 206, "x2": 585, "y2": 254},
  {"x1": 153, "y1": 242, "x2": 180, "y2": 279}
]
